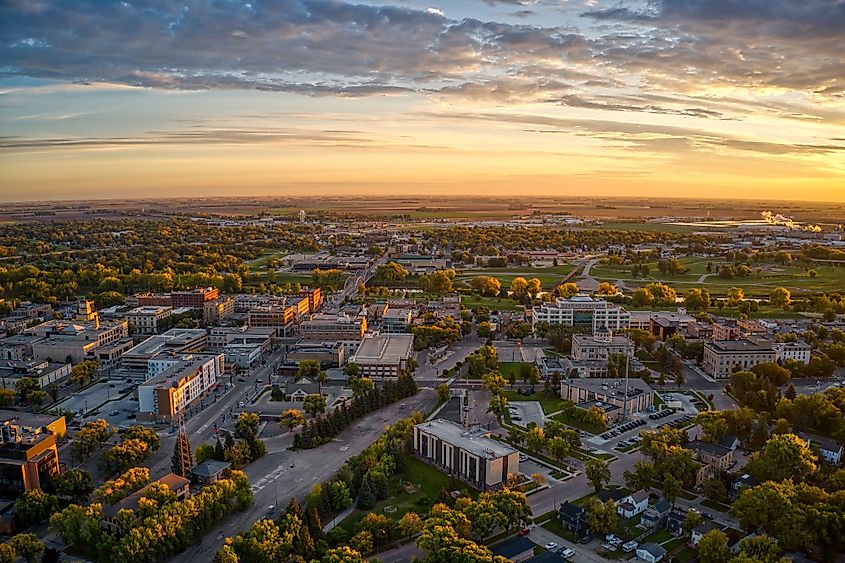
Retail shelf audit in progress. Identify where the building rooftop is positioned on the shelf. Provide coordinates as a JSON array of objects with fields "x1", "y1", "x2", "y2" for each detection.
[
  {"x1": 191, "y1": 459, "x2": 231, "y2": 478},
  {"x1": 416, "y1": 419, "x2": 516, "y2": 459},
  {"x1": 573, "y1": 333, "x2": 633, "y2": 347},
  {"x1": 143, "y1": 354, "x2": 220, "y2": 390},
  {"x1": 103, "y1": 473, "x2": 189, "y2": 517},
  {"x1": 491, "y1": 536, "x2": 535, "y2": 559},
  {"x1": 563, "y1": 377, "x2": 654, "y2": 398},
  {"x1": 798, "y1": 431, "x2": 843, "y2": 453},
  {"x1": 125, "y1": 328, "x2": 207, "y2": 357},
  {"x1": 688, "y1": 439, "x2": 732, "y2": 458},
  {"x1": 127, "y1": 306, "x2": 172, "y2": 315},
  {"x1": 352, "y1": 333, "x2": 413, "y2": 365},
  {"x1": 704, "y1": 338, "x2": 774, "y2": 353}
]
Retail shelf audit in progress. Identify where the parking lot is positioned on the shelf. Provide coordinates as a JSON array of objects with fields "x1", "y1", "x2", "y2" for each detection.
[{"x1": 509, "y1": 401, "x2": 545, "y2": 428}]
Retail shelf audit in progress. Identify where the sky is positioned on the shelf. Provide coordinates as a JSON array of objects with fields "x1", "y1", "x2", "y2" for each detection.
[{"x1": 1, "y1": 0, "x2": 844, "y2": 202}]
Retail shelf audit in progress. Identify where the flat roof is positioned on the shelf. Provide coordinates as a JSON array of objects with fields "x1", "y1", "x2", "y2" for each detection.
[
  {"x1": 704, "y1": 339, "x2": 774, "y2": 353},
  {"x1": 352, "y1": 334, "x2": 413, "y2": 364},
  {"x1": 142, "y1": 354, "x2": 220, "y2": 389},
  {"x1": 416, "y1": 418, "x2": 516, "y2": 459},
  {"x1": 563, "y1": 377, "x2": 653, "y2": 397},
  {"x1": 573, "y1": 333, "x2": 633, "y2": 347},
  {"x1": 689, "y1": 439, "x2": 732, "y2": 458}
]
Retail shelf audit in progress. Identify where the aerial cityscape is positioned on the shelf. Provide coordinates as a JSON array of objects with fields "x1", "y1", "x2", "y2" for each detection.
[{"x1": 1, "y1": 1, "x2": 845, "y2": 563}]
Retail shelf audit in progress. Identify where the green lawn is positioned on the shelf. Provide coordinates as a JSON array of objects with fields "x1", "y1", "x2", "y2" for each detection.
[
  {"x1": 663, "y1": 537, "x2": 687, "y2": 551},
  {"x1": 540, "y1": 518, "x2": 577, "y2": 542},
  {"x1": 589, "y1": 257, "x2": 845, "y2": 297},
  {"x1": 502, "y1": 389, "x2": 569, "y2": 415},
  {"x1": 551, "y1": 409, "x2": 606, "y2": 435},
  {"x1": 460, "y1": 294, "x2": 526, "y2": 312},
  {"x1": 335, "y1": 456, "x2": 466, "y2": 537},
  {"x1": 499, "y1": 362, "x2": 534, "y2": 382},
  {"x1": 455, "y1": 265, "x2": 573, "y2": 289},
  {"x1": 675, "y1": 547, "x2": 698, "y2": 562},
  {"x1": 641, "y1": 528, "x2": 673, "y2": 544}
]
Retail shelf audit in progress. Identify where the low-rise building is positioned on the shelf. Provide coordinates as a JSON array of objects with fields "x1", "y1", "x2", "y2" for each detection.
[
  {"x1": 491, "y1": 536, "x2": 535, "y2": 562},
  {"x1": 691, "y1": 521, "x2": 722, "y2": 546},
  {"x1": 0, "y1": 359, "x2": 71, "y2": 389},
  {"x1": 413, "y1": 419, "x2": 519, "y2": 490},
  {"x1": 203, "y1": 297, "x2": 235, "y2": 326},
  {"x1": 712, "y1": 321, "x2": 741, "y2": 341},
  {"x1": 300, "y1": 313, "x2": 367, "y2": 342},
  {"x1": 636, "y1": 542, "x2": 666, "y2": 563},
  {"x1": 560, "y1": 378, "x2": 654, "y2": 418},
  {"x1": 702, "y1": 338, "x2": 777, "y2": 378},
  {"x1": 799, "y1": 432, "x2": 843, "y2": 465},
  {"x1": 617, "y1": 490, "x2": 649, "y2": 518},
  {"x1": 26, "y1": 314, "x2": 129, "y2": 363},
  {"x1": 137, "y1": 353, "x2": 223, "y2": 422},
  {"x1": 122, "y1": 328, "x2": 208, "y2": 373},
  {"x1": 689, "y1": 440, "x2": 734, "y2": 485},
  {"x1": 286, "y1": 342, "x2": 345, "y2": 368},
  {"x1": 0, "y1": 411, "x2": 64, "y2": 494},
  {"x1": 640, "y1": 499, "x2": 672, "y2": 529},
  {"x1": 381, "y1": 308, "x2": 413, "y2": 333},
  {"x1": 558, "y1": 501, "x2": 589, "y2": 540},
  {"x1": 101, "y1": 473, "x2": 190, "y2": 533},
  {"x1": 348, "y1": 333, "x2": 413, "y2": 378},
  {"x1": 95, "y1": 337, "x2": 136, "y2": 369},
  {"x1": 125, "y1": 305, "x2": 173, "y2": 335},
  {"x1": 284, "y1": 378, "x2": 322, "y2": 401},
  {"x1": 532, "y1": 295, "x2": 630, "y2": 333},
  {"x1": 773, "y1": 342, "x2": 811, "y2": 365},
  {"x1": 571, "y1": 329, "x2": 634, "y2": 361},
  {"x1": 191, "y1": 459, "x2": 231, "y2": 485},
  {"x1": 171, "y1": 287, "x2": 219, "y2": 309}
]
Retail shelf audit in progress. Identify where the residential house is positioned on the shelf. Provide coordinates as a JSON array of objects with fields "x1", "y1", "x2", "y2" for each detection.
[
  {"x1": 640, "y1": 499, "x2": 672, "y2": 529},
  {"x1": 284, "y1": 378, "x2": 321, "y2": 401},
  {"x1": 665, "y1": 509, "x2": 686, "y2": 536},
  {"x1": 730, "y1": 474, "x2": 756, "y2": 501},
  {"x1": 597, "y1": 489, "x2": 626, "y2": 503},
  {"x1": 191, "y1": 459, "x2": 231, "y2": 485},
  {"x1": 558, "y1": 501, "x2": 589, "y2": 540},
  {"x1": 689, "y1": 440, "x2": 734, "y2": 485},
  {"x1": 799, "y1": 432, "x2": 843, "y2": 465},
  {"x1": 617, "y1": 490, "x2": 649, "y2": 518},
  {"x1": 719, "y1": 435, "x2": 741, "y2": 451},
  {"x1": 691, "y1": 521, "x2": 721, "y2": 546},
  {"x1": 491, "y1": 536, "x2": 535, "y2": 562},
  {"x1": 636, "y1": 543, "x2": 666, "y2": 563}
]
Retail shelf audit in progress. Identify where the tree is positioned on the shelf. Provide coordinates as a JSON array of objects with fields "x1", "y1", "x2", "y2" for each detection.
[
  {"x1": 399, "y1": 511, "x2": 423, "y2": 539},
  {"x1": 14, "y1": 489, "x2": 58, "y2": 527},
  {"x1": 698, "y1": 529, "x2": 729, "y2": 563},
  {"x1": 52, "y1": 468, "x2": 94, "y2": 503},
  {"x1": 683, "y1": 510, "x2": 702, "y2": 536},
  {"x1": 419, "y1": 270, "x2": 455, "y2": 294},
  {"x1": 279, "y1": 409, "x2": 305, "y2": 432},
  {"x1": 101, "y1": 438, "x2": 150, "y2": 474},
  {"x1": 296, "y1": 360, "x2": 324, "y2": 382},
  {"x1": 702, "y1": 478, "x2": 727, "y2": 503},
  {"x1": 344, "y1": 362, "x2": 360, "y2": 378},
  {"x1": 482, "y1": 372, "x2": 508, "y2": 395},
  {"x1": 747, "y1": 433, "x2": 817, "y2": 483},
  {"x1": 683, "y1": 288, "x2": 711, "y2": 311},
  {"x1": 322, "y1": 546, "x2": 364, "y2": 563},
  {"x1": 436, "y1": 384, "x2": 450, "y2": 405},
  {"x1": 0, "y1": 544, "x2": 14, "y2": 563},
  {"x1": 123, "y1": 425, "x2": 161, "y2": 451},
  {"x1": 631, "y1": 287, "x2": 654, "y2": 307},
  {"x1": 303, "y1": 394, "x2": 327, "y2": 416},
  {"x1": 547, "y1": 436, "x2": 571, "y2": 464},
  {"x1": 556, "y1": 282, "x2": 579, "y2": 298},
  {"x1": 0, "y1": 388, "x2": 14, "y2": 407},
  {"x1": 350, "y1": 377, "x2": 374, "y2": 397},
  {"x1": 195, "y1": 443, "x2": 216, "y2": 464},
  {"x1": 623, "y1": 461, "x2": 655, "y2": 492},
  {"x1": 487, "y1": 393, "x2": 509, "y2": 424},
  {"x1": 736, "y1": 534, "x2": 784, "y2": 563},
  {"x1": 584, "y1": 498, "x2": 617, "y2": 536},
  {"x1": 526, "y1": 426, "x2": 546, "y2": 454},
  {"x1": 350, "y1": 530, "x2": 373, "y2": 554},
  {"x1": 9, "y1": 533, "x2": 44, "y2": 563},
  {"x1": 585, "y1": 459, "x2": 610, "y2": 493},
  {"x1": 69, "y1": 360, "x2": 98, "y2": 388},
  {"x1": 662, "y1": 474, "x2": 682, "y2": 506},
  {"x1": 489, "y1": 489, "x2": 532, "y2": 532},
  {"x1": 769, "y1": 287, "x2": 791, "y2": 308},
  {"x1": 596, "y1": 282, "x2": 617, "y2": 296},
  {"x1": 471, "y1": 275, "x2": 501, "y2": 297}
]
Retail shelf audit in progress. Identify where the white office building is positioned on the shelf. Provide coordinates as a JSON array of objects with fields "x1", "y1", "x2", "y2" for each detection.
[{"x1": 531, "y1": 295, "x2": 630, "y2": 333}]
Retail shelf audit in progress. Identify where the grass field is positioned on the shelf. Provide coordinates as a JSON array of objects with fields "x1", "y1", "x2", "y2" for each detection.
[
  {"x1": 590, "y1": 256, "x2": 845, "y2": 296},
  {"x1": 335, "y1": 456, "x2": 467, "y2": 537},
  {"x1": 454, "y1": 265, "x2": 574, "y2": 289},
  {"x1": 502, "y1": 389, "x2": 569, "y2": 415},
  {"x1": 460, "y1": 294, "x2": 527, "y2": 312}
]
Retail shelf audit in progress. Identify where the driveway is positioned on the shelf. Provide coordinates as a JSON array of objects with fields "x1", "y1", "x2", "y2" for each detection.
[{"x1": 510, "y1": 401, "x2": 545, "y2": 428}]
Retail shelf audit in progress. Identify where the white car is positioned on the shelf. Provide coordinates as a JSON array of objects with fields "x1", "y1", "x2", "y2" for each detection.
[
  {"x1": 559, "y1": 547, "x2": 576, "y2": 558},
  {"x1": 544, "y1": 542, "x2": 558, "y2": 550}
]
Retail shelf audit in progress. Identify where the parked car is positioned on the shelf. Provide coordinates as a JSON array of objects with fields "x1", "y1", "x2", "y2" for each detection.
[
  {"x1": 517, "y1": 528, "x2": 531, "y2": 537},
  {"x1": 544, "y1": 542, "x2": 558, "y2": 550},
  {"x1": 108, "y1": 410, "x2": 119, "y2": 416},
  {"x1": 558, "y1": 547, "x2": 576, "y2": 558},
  {"x1": 519, "y1": 454, "x2": 528, "y2": 462}
]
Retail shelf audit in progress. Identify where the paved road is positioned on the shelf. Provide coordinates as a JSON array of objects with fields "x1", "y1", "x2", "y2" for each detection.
[{"x1": 181, "y1": 387, "x2": 436, "y2": 561}]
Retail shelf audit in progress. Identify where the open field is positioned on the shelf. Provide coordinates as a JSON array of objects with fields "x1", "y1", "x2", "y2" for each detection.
[
  {"x1": 460, "y1": 294, "x2": 527, "y2": 312},
  {"x1": 454, "y1": 265, "x2": 573, "y2": 289},
  {"x1": 589, "y1": 256, "x2": 845, "y2": 296}
]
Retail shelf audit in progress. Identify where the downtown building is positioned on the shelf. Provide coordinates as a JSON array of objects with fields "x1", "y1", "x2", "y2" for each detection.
[
  {"x1": 413, "y1": 419, "x2": 519, "y2": 491},
  {"x1": 138, "y1": 353, "x2": 224, "y2": 422},
  {"x1": 531, "y1": 295, "x2": 630, "y2": 333},
  {"x1": 702, "y1": 337, "x2": 777, "y2": 378}
]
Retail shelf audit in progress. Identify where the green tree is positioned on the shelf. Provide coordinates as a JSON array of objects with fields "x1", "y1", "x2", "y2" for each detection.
[
  {"x1": 303, "y1": 394, "x2": 327, "y2": 416},
  {"x1": 279, "y1": 409, "x2": 305, "y2": 432},
  {"x1": 585, "y1": 459, "x2": 611, "y2": 493},
  {"x1": 398, "y1": 511, "x2": 423, "y2": 539},
  {"x1": 52, "y1": 468, "x2": 94, "y2": 503},
  {"x1": 471, "y1": 275, "x2": 501, "y2": 297},
  {"x1": 350, "y1": 377, "x2": 374, "y2": 397},
  {"x1": 436, "y1": 384, "x2": 450, "y2": 405},
  {"x1": 9, "y1": 533, "x2": 44, "y2": 563},
  {"x1": 769, "y1": 287, "x2": 791, "y2": 308},
  {"x1": 14, "y1": 489, "x2": 59, "y2": 527},
  {"x1": 698, "y1": 529, "x2": 729, "y2": 563},
  {"x1": 345, "y1": 362, "x2": 360, "y2": 378},
  {"x1": 702, "y1": 478, "x2": 727, "y2": 503},
  {"x1": 747, "y1": 433, "x2": 817, "y2": 483},
  {"x1": 584, "y1": 498, "x2": 617, "y2": 536},
  {"x1": 526, "y1": 426, "x2": 546, "y2": 454},
  {"x1": 662, "y1": 474, "x2": 682, "y2": 507}
]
